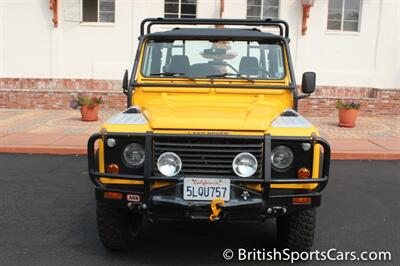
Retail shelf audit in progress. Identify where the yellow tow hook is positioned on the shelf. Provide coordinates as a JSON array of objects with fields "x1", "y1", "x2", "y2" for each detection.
[{"x1": 209, "y1": 198, "x2": 225, "y2": 222}]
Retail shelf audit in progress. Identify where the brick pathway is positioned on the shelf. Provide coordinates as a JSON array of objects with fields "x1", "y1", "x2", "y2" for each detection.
[
  {"x1": 308, "y1": 117, "x2": 400, "y2": 159},
  {"x1": 0, "y1": 109, "x2": 399, "y2": 159},
  {"x1": 0, "y1": 109, "x2": 116, "y2": 154}
]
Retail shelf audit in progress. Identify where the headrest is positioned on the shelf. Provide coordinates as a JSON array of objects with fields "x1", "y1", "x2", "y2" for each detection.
[
  {"x1": 239, "y1": 56, "x2": 259, "y2": 76},
  {"x1": 168, "y1": 55, "x2": 190, "y2": 73}
]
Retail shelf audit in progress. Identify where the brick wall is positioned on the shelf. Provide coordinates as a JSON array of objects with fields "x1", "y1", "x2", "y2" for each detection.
[
  {"x1": 0, "y1": 78, "x2": 399, "y2": 116},
  {"x1": 0, "y1": 78, "x2": 126, "y2": 110},
  {"x1": 297, "y1": 86, "x2": 400, "y2": 116}
]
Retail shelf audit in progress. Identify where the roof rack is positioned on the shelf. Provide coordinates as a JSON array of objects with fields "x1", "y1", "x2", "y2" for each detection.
[{"x1": 140, "y1": 17, "x2": 290, "y2": 39}]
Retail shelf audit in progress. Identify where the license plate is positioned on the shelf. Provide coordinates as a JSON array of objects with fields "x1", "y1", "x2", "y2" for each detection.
[{"x1": 183, "y1": 178, "x2": 230, "y2": 201}]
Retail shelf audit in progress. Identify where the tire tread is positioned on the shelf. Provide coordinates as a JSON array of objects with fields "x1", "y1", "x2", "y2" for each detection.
[
  {"x1": 97, "y1": 202, "x2": 133, "y2": 251},
  {"x1": 277, "y1": 208, "x2": 316, "y2": 251}
]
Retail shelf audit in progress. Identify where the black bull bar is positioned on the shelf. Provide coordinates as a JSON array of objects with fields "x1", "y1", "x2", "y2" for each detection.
[{"x1": 87, "y1": 132, "x2": 330, "y2": 219}]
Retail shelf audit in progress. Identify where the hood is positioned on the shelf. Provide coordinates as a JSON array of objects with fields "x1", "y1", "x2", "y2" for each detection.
[{"x1": 142, "y1": 95, "x2": 284, "y2": 131}]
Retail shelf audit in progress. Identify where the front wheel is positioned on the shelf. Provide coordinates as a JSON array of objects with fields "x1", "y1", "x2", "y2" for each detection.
[
  {"x1": 96, "y1": 202, "x2": 142, "y2": 251},
  {"x1": 276, "y1": 208, "x2": 316, "y2": 251}
]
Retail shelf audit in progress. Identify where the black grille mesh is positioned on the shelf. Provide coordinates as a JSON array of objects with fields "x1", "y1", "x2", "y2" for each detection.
[{"x1": 153, "y1": 137, "x2": 263, "y2": 178}]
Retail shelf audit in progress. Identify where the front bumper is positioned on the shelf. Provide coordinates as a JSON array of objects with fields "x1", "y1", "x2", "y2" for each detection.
[{"x1": 88, "y1": 133, "x2": 330, "y2": 221}]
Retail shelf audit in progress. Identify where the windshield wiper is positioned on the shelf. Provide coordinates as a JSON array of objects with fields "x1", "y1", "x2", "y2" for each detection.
[
  {"x1": 150, "y1": 72, "x2": 195, "y2": 81},
  {"x1": 206, "y1": 73, "x2": 255, "y2": 83}
]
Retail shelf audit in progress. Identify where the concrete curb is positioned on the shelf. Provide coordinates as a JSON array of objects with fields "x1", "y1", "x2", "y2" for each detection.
[
  {"x1": 1, "y1": 145, "x2": 399, "y2": 160},
  {"x1": 331, "y1": 151, "x2": 400, "y2": 160},
  {"x1": 0, "y1": 146, "x2": 86, "y2": 155}
]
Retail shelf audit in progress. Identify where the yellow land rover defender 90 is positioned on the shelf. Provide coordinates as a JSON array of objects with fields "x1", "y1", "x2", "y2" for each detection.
[{"x1": 88, "y1": 18, "x2": 331, "y2": 252}]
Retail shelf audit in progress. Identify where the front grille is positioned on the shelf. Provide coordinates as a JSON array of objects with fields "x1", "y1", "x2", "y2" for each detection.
[{"x1": 153, "y1": 137, "x2": 263, "y2": 178}]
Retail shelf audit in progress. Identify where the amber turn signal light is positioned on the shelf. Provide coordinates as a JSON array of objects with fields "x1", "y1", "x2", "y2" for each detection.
[
  {"x1": 292, "y1": 197, "x2": 312, "y2": 204},
  {"x1": 106, "y1": 164, "x2": 120, "y2": 174},
  {"x1": 297, "y1": 167, "x2": 311, "y2": 179},
  {"x1": 104, "y1": 191, "x2": 123, "y2": 200}
]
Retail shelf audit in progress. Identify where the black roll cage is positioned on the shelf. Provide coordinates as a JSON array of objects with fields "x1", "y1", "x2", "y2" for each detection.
[
  {"x1": 140, "y1": 17, "x2": 290, "y2": 38},
  {"x1": 127, "y1": 18, "x2": 299, "y2": 109}
]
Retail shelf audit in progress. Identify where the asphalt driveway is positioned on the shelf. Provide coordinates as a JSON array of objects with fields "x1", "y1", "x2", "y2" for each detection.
[{"x1": 0, "y1": 154, "x2": 399, "y2": 265}]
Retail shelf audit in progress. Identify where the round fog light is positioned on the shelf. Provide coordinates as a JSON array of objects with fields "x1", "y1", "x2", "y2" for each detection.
[
  {"x1": 232, "y1": 152, "x2": 258, "y2": 177},
  {"x1": 157, "y1": 152, "x2": 182, "y2": 177}
]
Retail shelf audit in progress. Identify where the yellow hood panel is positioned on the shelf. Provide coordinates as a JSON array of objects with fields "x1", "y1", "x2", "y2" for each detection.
[{"x1": 141, "y1": 95, "x2": 284, "y2": 131}]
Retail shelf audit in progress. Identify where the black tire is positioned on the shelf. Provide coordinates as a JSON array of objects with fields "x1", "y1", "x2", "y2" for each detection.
[
  {"x1": 96, "y1": 202, "x2": 142, "y2": 251},
  {"x1": 276, "y1": 208, "x2": 316, "y2": 251}
]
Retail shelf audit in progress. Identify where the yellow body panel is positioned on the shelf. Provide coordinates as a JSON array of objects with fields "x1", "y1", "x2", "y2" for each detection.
[
  {"x1": 132, "y1": 88, "x2": 293, "y2": 131},
  {"x1": 100, "y1": 178, "x2": 144, "y2": 185}
]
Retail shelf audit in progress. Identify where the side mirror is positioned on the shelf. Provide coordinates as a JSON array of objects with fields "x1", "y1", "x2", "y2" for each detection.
[
  {"x1": 301, "y1": 72, "x2": 316, "y2": 95},
  {"x1": 122, "y1": 69, "x2": 129, "y2": 92}
]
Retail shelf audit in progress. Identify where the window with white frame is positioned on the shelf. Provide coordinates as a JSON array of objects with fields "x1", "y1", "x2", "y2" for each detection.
[
  {"x1": 164, "y1": 0, "x2": 197, "y2": 18},
  {"x1": 63, "y1": 0, "x2": 115, "y2": 23},
  {"x1": 82, "y1": 0, "x2": 115, "y2": 22},
  {"x1": 327, "y1": 0, "x2": 361, "y2": 32},
  {"x1": 247, "y1": 0, "x2": 279, "y2": 19}
]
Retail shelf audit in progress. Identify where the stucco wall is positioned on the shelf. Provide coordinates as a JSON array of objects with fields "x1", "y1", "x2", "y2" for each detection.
[{"x1": 0, "y1": 0, "x2": 399, "y2": 89}]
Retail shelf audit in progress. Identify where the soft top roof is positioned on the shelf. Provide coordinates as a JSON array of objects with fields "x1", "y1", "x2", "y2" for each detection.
[{"x1": 145, "y1": 28, "x2": 284, "y2": 42}]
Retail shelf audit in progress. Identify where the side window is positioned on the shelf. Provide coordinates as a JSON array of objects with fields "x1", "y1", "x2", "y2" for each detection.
[
  {"x1": 247, "y1": 0, "x2": 279, "y2": 19},
  {"x1": 263, "y1": 45, "x2": 284, "y2": 79},
  {"x1": 327, "y1": 0, "x2": 362, "y2": 32},
  {"x1": 164, "y1": 0, "x2": 197, "y2": 18}
]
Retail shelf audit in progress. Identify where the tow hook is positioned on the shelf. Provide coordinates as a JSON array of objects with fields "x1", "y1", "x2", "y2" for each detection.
[
  {"x1": 209, "y1": 198, "x2": 225, "y2": 222},
  {"x1": 127, "y1": 202, "x2": 147, "y2": 211},
  {"x1": 266, "y1": 206, "x2": 287, "y2": 215}
]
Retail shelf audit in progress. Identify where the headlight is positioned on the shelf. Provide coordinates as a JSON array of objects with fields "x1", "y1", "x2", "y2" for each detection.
[
  {"x1": 271, "y1": 145, "x2": 294, "y2": 170},
  {"x1": 122, "y1": 143, "x2": 145, "y2": 167},
  {"x1": 232, "y1": 152, "x2": 258, "y2": 177},
  {"x1": 157, "y1": 152, "x2": 182, "y2": 177}
]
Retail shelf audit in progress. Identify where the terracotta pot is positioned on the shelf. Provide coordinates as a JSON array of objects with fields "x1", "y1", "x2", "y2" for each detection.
[
  {"x1": 80, "y1": 104, "x2": 99, "y2": 122},
  {"x1": 338, "y1": 108, "x2": 358, "y2": 128}
]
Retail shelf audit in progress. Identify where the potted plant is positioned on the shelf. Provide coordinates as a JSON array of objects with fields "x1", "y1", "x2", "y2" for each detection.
[
  {"x1": 70, "y1": 93, "x2": 104, "y2": 122},
  {"x1": 336, "y1": 100, "x2": 361, "y2": 128}
]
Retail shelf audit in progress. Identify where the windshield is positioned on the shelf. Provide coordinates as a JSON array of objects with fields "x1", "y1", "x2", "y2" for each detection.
[{"x1": 141, "y1": 40, "x2": 285, "y2": 80}]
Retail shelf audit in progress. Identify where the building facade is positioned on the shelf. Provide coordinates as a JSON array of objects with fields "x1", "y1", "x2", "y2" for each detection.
[{"x1": 0, "y1": 0, "x2": 399, "y2": 115}]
